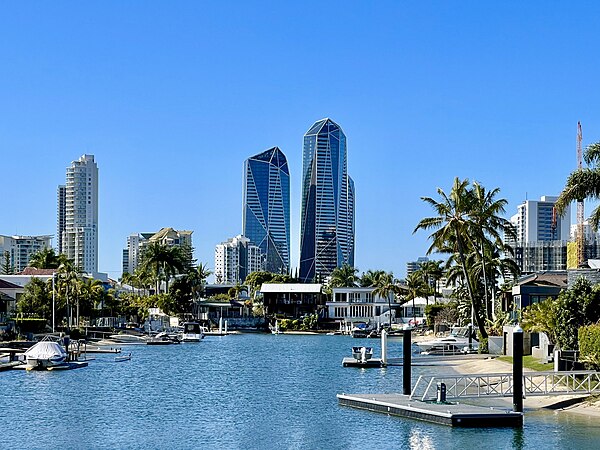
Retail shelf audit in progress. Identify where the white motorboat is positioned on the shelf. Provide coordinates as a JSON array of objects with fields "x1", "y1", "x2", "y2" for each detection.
[
  {"x1": 24, "y1": 338, "x2": 68, "y2": 369},
  {"x1": 351, "y1": 346, "x2": 373, "y2": 363},
  {"x1": 181, "y1": 322, "x2": 205, "y2": 342},
  {"x1": 416, "y1": 326, "x2": 477, "y2": 354},
  {"x1": 108, "y1": 333, "x2": 148, "y2": 344}
]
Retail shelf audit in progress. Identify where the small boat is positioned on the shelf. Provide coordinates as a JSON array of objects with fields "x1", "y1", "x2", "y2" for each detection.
[
  {"x1": 416, "y1": 327, "x2": 477, "y2": 355},
  {"x1": 147, "y1": 332, "x2": 180, "y2": 345},
  {"x1": 115, "y1": 353, "x2": 132, "y2": 362},
  {"x1": 351, "y1": 346, "x2": 374, "y2": 363},
  {"x1": 108, "y1": 333, "x2": 148, "y2": 344},
  {"x1": 24, "y1": 337, "x2": 68, "y2": 370},
  {"x1": 351, "y1": 323, "x2": 371, "y2": 338},
  {"x1": 181, "y1": 322, "x2": 205, "y2": 342}
]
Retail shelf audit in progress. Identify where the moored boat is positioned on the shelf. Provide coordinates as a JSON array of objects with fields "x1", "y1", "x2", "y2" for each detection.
[
  {"x1": 416, "y1": 326, "x2": 477, "y2": 354},
  {"x1": 24, "y1": 338, "x2": 68, "y2": 370},
  {"x1": 181, "y1": 322, "x2": 204, "y2": 342}
]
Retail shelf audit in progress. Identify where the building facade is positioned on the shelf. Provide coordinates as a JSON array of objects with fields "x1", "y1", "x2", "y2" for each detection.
[
  {"x1": 56, "y1": 185, "x2": 66, "y2": 253},
  {"x1": 299, "y1": 118, "x2": 355, "y2": 282},
  {"x1": 214, "y1": 235, "x2": 262, "y2": 284},
  {"x1": 0, "y1": 235, "x2": 52, "y2": 273},
  {"x1": 60, "y1": 154, "x2": 98, "y2": 274},
  {"x1": 122, "y1": 228, "x2": 193, "y2": 274},
  {"x1": 510, "y1": 195, "x2": 571, "y2": 274},
  {"x1": 243, "y1": 147, "x2": 290, "y2": 274}
]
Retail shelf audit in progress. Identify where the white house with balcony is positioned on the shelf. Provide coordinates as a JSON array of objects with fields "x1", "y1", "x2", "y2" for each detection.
[
  {"x1": 327, "y1": 287, "x2": 431, "y2": 327},
  {"x1": 327, "y1": 287, "x2": 395, "y2": 326}
]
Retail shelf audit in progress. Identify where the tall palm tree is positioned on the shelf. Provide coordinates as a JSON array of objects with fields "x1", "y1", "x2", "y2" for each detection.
[
  {"x1": 371, "y1": 272, "x2": 401, "y2": 328},
  {"x1": 404, "y1": 271, "x2": 430, "y2": 326},
  {"x1": 418, "y1": 260, "x2": 443, "y2": 305},
  {"x1": 139, "y1": 242, "x2": 186, "y2": 294},
  {"x1": 328, "y1": 263, "x2": 359, "y2": 288},
  {"x1": 555, "y1": 141, "x2": 600, "y2": 228},
  {"x1": 57, "y1": 259, "x2": 79, "y2": 329},
  {"x1": 470, "y1": 182, "x2": 516, "y2": 319},
  {"x1": 414, "y1": 177, "x2": 486, "y2": 338}
]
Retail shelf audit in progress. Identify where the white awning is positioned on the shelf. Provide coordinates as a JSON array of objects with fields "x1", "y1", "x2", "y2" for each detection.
[{"x1": 260, "y1": 283, "x2": 322, "y2": 294}]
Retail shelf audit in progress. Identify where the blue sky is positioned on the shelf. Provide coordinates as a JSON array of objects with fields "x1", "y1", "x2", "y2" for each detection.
[{"x1": 2, "y1": 2, "x2": 600, "y2": 280}]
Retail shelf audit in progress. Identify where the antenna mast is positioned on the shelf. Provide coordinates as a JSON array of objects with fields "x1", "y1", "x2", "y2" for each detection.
[{"x1": 577, "y1": 121, "x2": 585, "y2": 267}]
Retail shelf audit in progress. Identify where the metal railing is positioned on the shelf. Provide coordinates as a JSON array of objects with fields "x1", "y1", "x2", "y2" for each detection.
[{"x1": 410, "y1": 371, "x2": 600, "y2": 401}]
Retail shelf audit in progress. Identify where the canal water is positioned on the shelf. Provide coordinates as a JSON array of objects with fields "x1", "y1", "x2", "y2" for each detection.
[{"x1": 2, "y1": 334, "x2": 600, "y2": 449}]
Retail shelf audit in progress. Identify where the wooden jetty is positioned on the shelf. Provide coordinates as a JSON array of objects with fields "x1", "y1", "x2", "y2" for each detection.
[{"x1": 337, "y1": 393, "x2": 523, "y2": 427}]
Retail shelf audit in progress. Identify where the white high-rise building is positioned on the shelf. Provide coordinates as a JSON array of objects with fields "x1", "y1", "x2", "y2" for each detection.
[
  {"x1": 60, "y1": 154, "x2": 98, "y2": 274},
  {"x1": 214, "y1": 235, "x2": 262, "y2": 284},
  {"x1": 0, "y1": 235, "x2": 52, "y2": 273},
  {"x1": 510, "y1": 195, "x2": 570, "y2": 244},
  {"x1": 56, "y1": 185, "x2": 66, "y2": 253}
]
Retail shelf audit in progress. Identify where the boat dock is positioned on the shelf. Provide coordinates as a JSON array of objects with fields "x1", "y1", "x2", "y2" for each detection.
[
  {"x1": 342, "y1": 357, "x2": 385, "y2": 368},
  {"x1": 337, "y1": 393, "x2": 523, "y2": 427}
]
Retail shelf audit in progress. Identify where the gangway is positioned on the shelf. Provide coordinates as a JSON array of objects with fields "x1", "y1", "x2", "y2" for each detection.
[{"x1": 410, "y1": 371, "x2": 600, "y2": 401}]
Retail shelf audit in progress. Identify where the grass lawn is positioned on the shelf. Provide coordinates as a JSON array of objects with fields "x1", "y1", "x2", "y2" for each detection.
[{"x1": 497, "y1": 355, "x2": 554, "y2": 371}]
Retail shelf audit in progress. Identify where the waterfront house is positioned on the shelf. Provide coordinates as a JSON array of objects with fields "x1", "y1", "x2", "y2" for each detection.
[{"x1": 260, "y1": 283, "x2": 324, "y2": 318}]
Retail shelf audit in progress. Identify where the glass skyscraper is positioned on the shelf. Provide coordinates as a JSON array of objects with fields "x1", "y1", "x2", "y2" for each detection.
[
  {"x1": 243, "y1": 147, "x2": 290, "y2": 274},
  {"x1": 300, "y1": 118, "x2": 355, "y2": 282}
]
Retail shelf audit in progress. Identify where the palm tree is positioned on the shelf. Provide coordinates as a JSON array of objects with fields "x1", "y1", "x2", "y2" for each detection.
[
  {"x1": 418, "y1": 260, "x2": 443, "y2": 305},
  {"x1": 328, "y1": 264, "x2": 359, "y2": 288},
  {"x1": 139, "y1": 242, "x2": 186, "y2": 294},
  {"x1": 371, "y1": 272, "x2": 401, "y2": 328},
  {"x1": 414, "y1": 177, "x2": 487, "y2": 339},
  {"x1": 359, "y1": 269, "x2": 387, "y2": 288},
  {"x1": 404, "y1": 271, "x2": 430, "y2": 326},
  {"x1": 28, "y1": 247, "x2": 61, "y2": 269},
  {"x1": 57, "y1": 259, "x2": 79, "y2": 329},
  {"x1": 555, "y1": 141, "x2": 600, "y2": 228}
]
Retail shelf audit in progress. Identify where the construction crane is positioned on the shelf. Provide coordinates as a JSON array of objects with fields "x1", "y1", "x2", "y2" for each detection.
[{"x1": 577, "y1": 121, "x2": 585, "y2": 267}]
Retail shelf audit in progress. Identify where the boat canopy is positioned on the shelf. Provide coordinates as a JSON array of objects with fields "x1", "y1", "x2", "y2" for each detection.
[{"x1": 24, "y1": 341, "x2": 67, "y2": 360}]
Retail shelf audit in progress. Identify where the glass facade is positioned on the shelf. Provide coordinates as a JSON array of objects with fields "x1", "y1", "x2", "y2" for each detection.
[
  {"x1": 243, "y1": 147, "x2": 290, "y2": 274},
  {"x1": 300, "y1": 118, "x2": 355, "y2": 282}
]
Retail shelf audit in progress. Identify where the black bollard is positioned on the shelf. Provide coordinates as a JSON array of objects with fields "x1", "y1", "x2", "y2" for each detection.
[
  {"x1": 468, "y1": 323, "x2": 473, "y2": 352},
  {"x1": 403, "y1": 325, "x2": 412, "y2": 395},
  {"x1": 513, "y1": 325, "x2": 524, "y2": 413}
]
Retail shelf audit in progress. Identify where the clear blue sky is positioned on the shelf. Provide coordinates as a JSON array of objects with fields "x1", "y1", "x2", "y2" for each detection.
[{"x1": 2, "y1": 2, "x2": 599, "y2": 280}]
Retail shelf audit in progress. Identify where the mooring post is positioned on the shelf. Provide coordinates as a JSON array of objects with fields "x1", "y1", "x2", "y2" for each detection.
[
  {"x1": 468, "y1": 323, "x2": 473, "y2": 351},
  {"x1": 224, "y1": 320, "x2": 228, "y2": 335},
  {"x1": 403, "y1": 324, "x2": 412, "y2": 395},
  {"x1": 381, "y1": 328, "x2": 388, "y2": 365},
  {"x1": 513, "y1": 325, "x2": 523, "y2": 413}
]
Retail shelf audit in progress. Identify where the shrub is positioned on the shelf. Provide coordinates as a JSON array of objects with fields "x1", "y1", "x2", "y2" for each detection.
[
  {"x1": 14, "y1": 318, "x2": 47, "y2": 334},
  {"x1": 579, "y1": 324, "x2": 600, "y2": 370}
]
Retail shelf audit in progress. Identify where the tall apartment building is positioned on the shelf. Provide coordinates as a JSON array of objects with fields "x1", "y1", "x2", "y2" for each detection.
[
  {"x1": 406, "y1": 257, "x2": 429, "y2": 277},
  {"x1": 56, "y1": 185, "x2": 66, "y2": 253},
  {"x1": 299, "y1": 118, "x2": 355, "y2": 282},
  {"x1": 122, "y1": 228, "x2": 193, "y2": 274},
  {"x1": 59, "y1": 155, "x2": 98, "y2": 274},
  {"x1": 214, "y1": 235, "x2": 262, "y2": 284},
  {"x1": 243, "y1": 147, "x2": 290, "y2": 274},
  {"x1": 0, "y1": 235, "x2": 52, "y2": 273},
  {"x1": 510, "y1": 195, "x2": 571, "y2": 273}
]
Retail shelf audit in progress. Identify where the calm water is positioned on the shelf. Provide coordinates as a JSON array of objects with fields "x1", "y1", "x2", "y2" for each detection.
[{"x1": 2, "y1": 334, "x2": 600, "y2": 449}]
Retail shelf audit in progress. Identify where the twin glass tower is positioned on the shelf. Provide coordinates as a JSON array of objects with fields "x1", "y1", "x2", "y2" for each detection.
[{"x1": 243, "y1": 118, "x2": 355, "y2": 282}]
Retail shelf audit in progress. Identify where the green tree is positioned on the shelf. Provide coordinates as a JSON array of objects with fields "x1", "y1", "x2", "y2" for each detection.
[
  {"x1": 371, "y1": 272, "x2": 402, "y2": 328},
  {"x1": 28, "y1": 247, "x2": 69, "y2": 269},
  {"x1": 415, "y1": 178, "x2": 512, "y2": 340},
  {"x1": 328, "y1": 263, "x2": 359, "y2": 288},
  {"x1": 418, "y1": 260, "x2": 443, "y2": 305},
  {"x1": 139, "y1": 242, "x2": 187, "y2": 294},
  {"x1": 404, "y1": 271, "x2": 430, "y2": 325},
  {"x1": 1, "y1": 251, "x2": 13, "y2": 275},
  {"x1": 57, "y1": 259, "x2": 80, "y2": 329},
  {"x1": 16, "y1": 277, "x2": 52, "y2": 320},
  {"x1": 359, "y1": 270, "x2": 387, "y2": 288},
  {"x1": 521, "y1": 298, "x2": 560, "y2": 345}
]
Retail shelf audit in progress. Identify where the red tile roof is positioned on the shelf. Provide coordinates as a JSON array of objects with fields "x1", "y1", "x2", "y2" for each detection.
[{"x1": 18, "y1": 267, "x2": 57, "y2": 276}]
